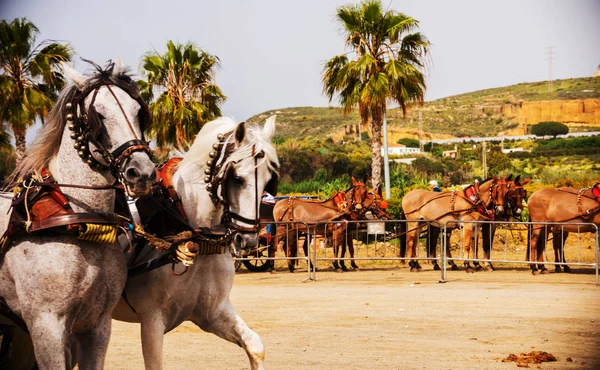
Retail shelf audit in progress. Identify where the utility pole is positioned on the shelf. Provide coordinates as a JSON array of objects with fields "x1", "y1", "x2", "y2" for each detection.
[
  {"x1": 418, "y1": 111, "x2": 424, "y2": 153},
  {"x1": 545, "y1": 46, "x2": 555, "y2": 93},
  {"x1": 482, "y1": 141, "x2": 487, "y2": 178},
  {"x1": 383, "y1": 114, "x2": 391, "y2": 199}
]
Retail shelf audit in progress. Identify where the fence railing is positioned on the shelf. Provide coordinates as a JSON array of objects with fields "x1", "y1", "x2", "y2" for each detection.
[{"x1": 235, "y1": 218, "x2": 599, "y2": 285}]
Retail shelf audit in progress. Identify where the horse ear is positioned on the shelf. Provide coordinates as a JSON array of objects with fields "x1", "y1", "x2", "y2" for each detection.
[
  {"x1": 506, "y1": 174, "x2": 513, "y2": 181},
  {"x1": 362, "y1": 174, "x2": 368, "y2": 184},
  {"x1": 377, "y1": 185, "x2": 382, "y2": 196},
  {"x1": 113, "y1": 57, "x2": 126, "y2": 75},
  {"x1": 234, "y1": 121, "x2": 247, "y2": 145},
  {"x1": 514, "y1": 174, "x2": 520, "y2": 184},
  {"x1": 61, "y1": 62, "x2": 86, "y2": 89},
  {"x1": 263, "y1": 115, "x2": 276, "y2": 140},
  {"x1": 352, "y1": 176, "x2": 358, "y2": 185}
]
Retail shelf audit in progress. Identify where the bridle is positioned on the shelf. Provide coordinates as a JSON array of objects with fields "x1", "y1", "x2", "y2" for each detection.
[
  {"x1": 486, "y1": 178, "x2": 508, "y2": 214},
  {"x1": 346, "y1": 182, "x2": 368, "y2": 213},
  {"x1": 66, "y1": 81, "x2": 152, "y2": 178},
  {"x1": 507, "y1": 182, "x2": 527, "y2": 217},
  {"x1": 202, "y1": 129, "x2": 278, "y2": 235}
]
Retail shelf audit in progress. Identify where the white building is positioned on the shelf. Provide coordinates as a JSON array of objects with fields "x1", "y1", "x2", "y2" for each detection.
[{"x1": 382, "y1": 143, "x2": 420, "y2": 156}]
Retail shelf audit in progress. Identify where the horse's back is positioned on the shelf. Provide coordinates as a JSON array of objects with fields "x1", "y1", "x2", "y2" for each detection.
[
  {"x1": 528, "y1": 187, "x2": 600, "y2": 226},
  {"x1": 402, "y1": 190, "x2": 447, "y2": 220}
]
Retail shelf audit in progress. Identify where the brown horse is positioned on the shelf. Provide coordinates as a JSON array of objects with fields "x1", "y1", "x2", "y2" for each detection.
[
  {"x1": 478, "y1": 175, "x2": 530, "y2": 271},
  {"x1": 402, "y1": 176, "x2": 509, "y2": 273},
  {"x1": 527, "y1": 182, "x2": 600, "y2": 274},
  {"x1": 331, "y1": 186, "x2": 395, "y2": 271},
  {"x1": 271, "y1": 177, "x2": 368, "y2": 272}
]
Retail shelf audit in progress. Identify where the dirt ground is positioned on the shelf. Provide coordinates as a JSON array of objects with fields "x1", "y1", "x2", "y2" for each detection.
[{"x1": 105, "y1": 265, "x2": 600, "y2": 370}]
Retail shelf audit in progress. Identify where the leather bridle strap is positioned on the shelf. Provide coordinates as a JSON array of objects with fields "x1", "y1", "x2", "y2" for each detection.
[{"x1": 106, "y1": 85, "x2": 141, "y2": 141}]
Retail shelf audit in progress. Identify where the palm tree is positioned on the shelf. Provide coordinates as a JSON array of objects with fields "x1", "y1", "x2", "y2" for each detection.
[
  {"x1": 0, "y1": 18, "x2": 72, "y2": 164},
  {"x1": 138, "y1": 41, "x2": 226, "y2": 149},
  {"x1": 323, "y1": 0, "x2": 430, "y2": 191}
]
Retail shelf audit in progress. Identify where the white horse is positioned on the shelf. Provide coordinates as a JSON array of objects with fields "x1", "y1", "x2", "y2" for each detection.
[
  {"x1": 112, "y1": 115, "x2": 279, "y2": 370},
  {"x1": 0, "y1": 59, "x2": 156, "y2": 369}
]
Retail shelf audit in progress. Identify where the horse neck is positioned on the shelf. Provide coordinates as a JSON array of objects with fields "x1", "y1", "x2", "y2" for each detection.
[
  {"x1": 172, "y1": 164, "x2": 218, "y2": 229},
  {"x1": 477, "y1": 181, "x2": 494, "y2": 207},
  {"x1": 50, "y1": 128, "x2": 115, "y2": 213}
]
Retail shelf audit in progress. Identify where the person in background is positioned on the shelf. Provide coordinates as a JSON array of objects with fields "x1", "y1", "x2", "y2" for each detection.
[{"x1": 429, "y1": 180, "x2": 442, "y2": 192}]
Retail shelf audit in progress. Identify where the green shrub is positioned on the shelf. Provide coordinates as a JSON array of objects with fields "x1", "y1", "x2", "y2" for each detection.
[
  {"x1": 531, "y1": 121, "x2": 569, "y2": 137},
  {"x1": 396, "y1": 138, "x2": 420, "y2": 148}
]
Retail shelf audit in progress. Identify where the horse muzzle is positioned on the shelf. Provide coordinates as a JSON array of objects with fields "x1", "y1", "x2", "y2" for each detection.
[
  {"x1": 495, "y1": 205, "x2": 505, "y2": 214},
  {"x1": 231, "y1": 232, "x2": 259, "y2": 257},
  {"x1": 122, "y1": 152, "x2": 156, "y2": 197}
]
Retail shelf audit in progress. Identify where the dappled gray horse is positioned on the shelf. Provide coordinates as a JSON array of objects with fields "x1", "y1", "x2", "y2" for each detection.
[
  {"x1": 112, "y1": 116, "x2": 279, "y2": 370},
  {"x1": 0, "y1": 60, "x2": 155, "y2": 369}
]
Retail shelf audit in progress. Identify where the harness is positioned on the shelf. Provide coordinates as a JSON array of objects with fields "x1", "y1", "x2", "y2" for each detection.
[{"x1": 556, "y1": 183, "x2": 600, "y2": 220}]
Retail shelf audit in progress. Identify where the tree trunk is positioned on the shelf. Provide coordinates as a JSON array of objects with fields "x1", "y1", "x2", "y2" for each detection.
[
  {"x1": 370, "y1": 107, "x2": 384, "y2": 192},
  {"x1": 13, "y1": 127, "x2": 26, "y2": 166},
  {"x1": 358, "y1": 103, "x2": 369, "y2": 142}
]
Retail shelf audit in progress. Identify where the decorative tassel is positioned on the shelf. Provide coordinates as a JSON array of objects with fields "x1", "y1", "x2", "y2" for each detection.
[{"x1": 78, "y1": 223, "x2": 117, "y2": 244}]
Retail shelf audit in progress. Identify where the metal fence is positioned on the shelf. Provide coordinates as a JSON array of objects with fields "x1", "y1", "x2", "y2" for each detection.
[{"x1": 236, "y1": 218, "x2": 599, "y2": 285}]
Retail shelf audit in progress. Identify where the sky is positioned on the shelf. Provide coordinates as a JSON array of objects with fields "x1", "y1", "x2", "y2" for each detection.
[{"x1": 1, "y1": 0, "x2": 599, "y2": 141}]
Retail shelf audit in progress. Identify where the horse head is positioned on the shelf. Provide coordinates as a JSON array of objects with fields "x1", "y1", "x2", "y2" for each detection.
[
  {"x1": 346, "y1": 176, "x2": 368, "y2": 214},
  {"x1": 362, "y1": 186, "x2": 392, "y2": 220},
  {"x1": 59, "y1": 59, "x2": 155, "y2": 196},
  {"x1": 506, "y1": 175, "x2": 531, "y2": 217},
  {"x1": 488, "y1": 175, "x2": 509, "y2": 215},
  {"x1": 179, "y1": 116, "x2": 279, "y2": 255}
]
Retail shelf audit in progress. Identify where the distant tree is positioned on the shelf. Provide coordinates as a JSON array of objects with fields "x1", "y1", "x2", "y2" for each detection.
[
  {"x1": 138, "y1": 41, "x2": 226, "y2": 149},
  {"x1": 396, "y1": 138, "x2": 420, "y2": 147},
  {"x1": 322, "y1": 0, "x2": 430, "y2": 192},
  {"x1": 487, "y1": 151, "x2": 512, "y2": 175},
  {"x1": 0, "y1": 18, "x2": 72, "y2": 163},
  {"x1": 530, "y1": 121, "x2": 568, "y2": 138},
  {"x1": 413, "y1": 157, "x2": 443, "y2": 174}
]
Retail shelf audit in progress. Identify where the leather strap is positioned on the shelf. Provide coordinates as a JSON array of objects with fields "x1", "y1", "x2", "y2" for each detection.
[{"x1": 29, "y1": 212, "x2": 122, "y2": 232}]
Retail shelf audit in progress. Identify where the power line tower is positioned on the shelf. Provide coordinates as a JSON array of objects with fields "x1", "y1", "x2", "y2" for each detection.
[{"x1": 545, "y1": 46, "x2": 555, "y2": 93}]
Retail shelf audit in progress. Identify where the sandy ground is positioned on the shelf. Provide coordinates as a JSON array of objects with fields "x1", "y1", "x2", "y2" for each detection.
[{"x1": 105, "y1": 265, "x2": 600, "y2": 370}]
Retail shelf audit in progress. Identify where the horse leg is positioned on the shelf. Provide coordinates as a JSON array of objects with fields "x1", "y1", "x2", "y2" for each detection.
[
  {"x1": 302, "y1": 235, "x2": 315, "y2": 272},
  {"x1": 462, "y1": 225, "x2": 475, "y2": 273},
  {"x1": 537, "y1": 226, "x2": 550, "y2": 274},
  {"x1": 481, "y1": 223, "x2": 496, "y2": 271},
  {"x1": 138, "y1": 311, "x2": 166, "y2": 370},
  {"x1": 553, "y1": 228, "x2": 570, "y2": 273},
  {"x1": 287, "y1": 234, "x2": 298, "y2": 273},
  {"x1": 27, "y1": 312, "x2": 72, "y2": 369},
  {"x1": 73, "y1": 314, "x2": 112, "y2": 370},
  {"x1": 191, "y1": 303, "x2": 265, "y2": 370},
  {"x1": 332, "y1": 229, "x2": 342, "y2": 271},
  {"x1": 528, "y1": 222, "x2": 540, "y2": 274},
  {"x1": 407, "y1": 221, "x2": 422, "y2": 272},
  {"x1": 348, "y1": 233, "x2": 359, "y2": 270},
  {"x1": 445, "y1": 229, "x2": 459, "y2": 270},
  {"x1": 428, "y1": 227, "x2": 441, "y2": 270}
]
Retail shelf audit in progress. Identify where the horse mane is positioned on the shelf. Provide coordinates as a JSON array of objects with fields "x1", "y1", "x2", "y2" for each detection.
[
  {"x1": 178, "y1": 117, "x2": 279, "y2": 183},
  {"x1": 9, "y1": 60, "x2": 140, "y2": 181}
]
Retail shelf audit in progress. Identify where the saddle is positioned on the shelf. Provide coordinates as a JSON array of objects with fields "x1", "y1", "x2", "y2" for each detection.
[{"x1": 0, "y1": 171, "x2": 126, "y2": 252}]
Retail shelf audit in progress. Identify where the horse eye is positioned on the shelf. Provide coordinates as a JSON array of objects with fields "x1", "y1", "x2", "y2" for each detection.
[{"x1": 232, "y1": 175, "x2": 244, "y2": 185}]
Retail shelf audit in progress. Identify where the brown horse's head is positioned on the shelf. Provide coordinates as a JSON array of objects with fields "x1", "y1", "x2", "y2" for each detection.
[
  {"x1": 489, "y1": 175, "x2": 509, "y2": 215},
  {"x1": 507, "y1": 175, "x2": 531, "y2": 217},
  {"x1": 346, "y1": 176, "x2": 368, "y2": 213},
  {"x1": 362, "y1": 186, "x2": 392, "y2": 220}
]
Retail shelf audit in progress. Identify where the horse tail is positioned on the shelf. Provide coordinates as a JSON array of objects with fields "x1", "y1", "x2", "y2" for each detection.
[
  {"x1": 398, "y1": 211, "x2": 407, "y2": 258},
  {"x1": 526, "y1": 214, "x2": 532, "y2": 261}
]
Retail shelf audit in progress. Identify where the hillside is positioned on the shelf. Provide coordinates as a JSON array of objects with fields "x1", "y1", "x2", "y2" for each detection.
[{"x1": 248, "y1": 77, "x2": 600, "y2": 142}]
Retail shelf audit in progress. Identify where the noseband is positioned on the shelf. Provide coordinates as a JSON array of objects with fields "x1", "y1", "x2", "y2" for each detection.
[{"x1": 66, "y1": 82, "x2": 152, "y2": 176}]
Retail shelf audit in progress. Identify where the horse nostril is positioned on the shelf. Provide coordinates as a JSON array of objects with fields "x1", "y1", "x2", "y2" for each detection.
[
  {"x1": 125, "y1": 167, "x2": 141, "y2": 180},
  {"x1": 235, "y1": 233, "x2": 244, "y2": 246}
]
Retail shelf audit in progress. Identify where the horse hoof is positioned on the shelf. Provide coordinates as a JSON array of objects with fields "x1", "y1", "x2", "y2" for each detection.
[
  {"x1": 564, "y1": 266, "x2": 572, "y2": 273},
  {"x1": 483, "y1": 266, "x2": 493, "y2": 272},
  {"x1": 270, "y1": 269, "x2": 278, "y2": 274},
  {"x1": 555, "y1": 266, "x2": 562, "y2": 273},
  {"x1": 417, "y1": 267, "x2": 423, "y2": 272},
  {"x1": 341, "y1": 267, "x2": 348, "y2": 272},
  {"x1": 410, "y1": 267, "x2": 416, "y2": 272},
  {"x1": 541, "y1": 269, "x2": 550, "y2": 275},
  {"x1": 289, "y1": 269, "x2": 296, "y2": 274},
  {"x1": 335, "y1": 268, "x2": 343, "y2": 273},
  {"x1": 450, "y1": 265, "x2": 459, "y2": 271},
  {"x1": 475, "y1": 265, "x2": 483, "y2": 272},
  {"x1": 465, "y1": 268, "x2": 474, "y2": 274},
  {"x1": 352, "y1": 267, "x2": 359, "y2": 272},
  {"x1": 433, "y1": 264, "x2": 441, "y2": 271}
]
